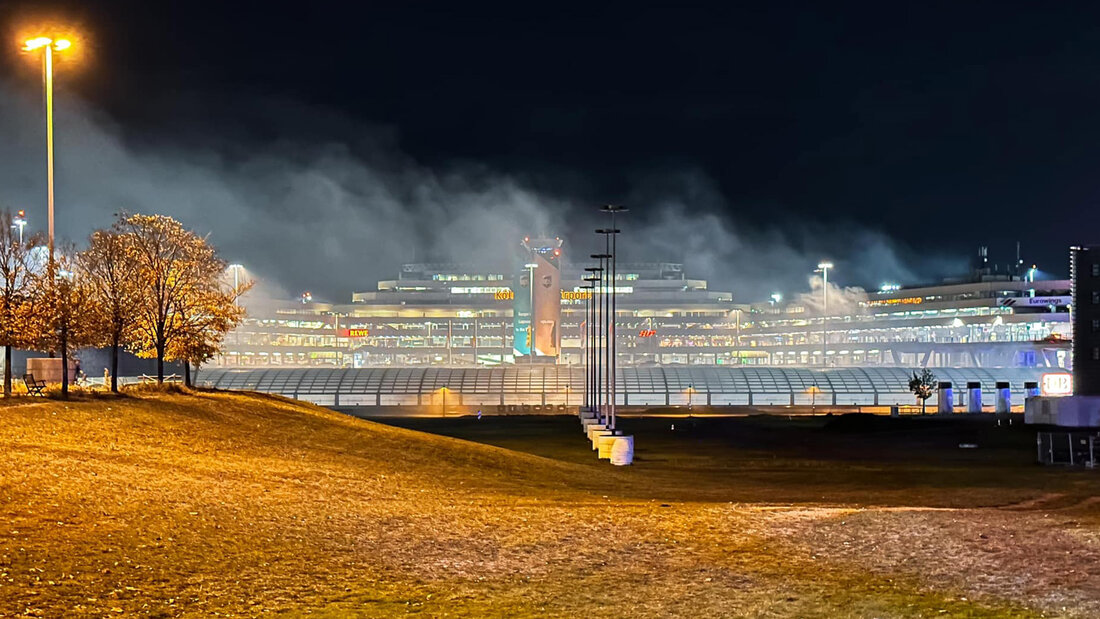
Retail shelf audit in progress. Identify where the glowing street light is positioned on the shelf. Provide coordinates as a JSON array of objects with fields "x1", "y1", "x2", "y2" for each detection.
[
  {"x1": 228, "y1": 263, "x2": 245, "y2": 306},
  {"x1": 438, "y1": 386, "x2": 451, "y2": 417},
  {"x1": 11, "y1": 210, "x2": 27, "y2": 244},
  {"x1": 770, "y1": 292, "x2": 782, "y2": 306},
  {"x1": 22, "y1": 36, "x2": 73, "y2": 263},
  {"x1": 816, "y1": 262, "x2": 833, "y2": 367}
]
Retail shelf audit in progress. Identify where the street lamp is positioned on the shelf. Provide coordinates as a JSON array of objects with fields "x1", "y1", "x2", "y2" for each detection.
[
  {"x1": 439, "y1": 386, "x2": 450, "y2": 417},
  {"x1": 11, "y1": 210, "x2": 27, "y2": 244},
  {"x1": 579, "y1": 282, "x2": 595, "y2": 411},
  {"x1": 22, "y1": 36, "x2": 73, "y2": 263},
  {"x1": 228, "y1": 263, "x2": 244, "y2": 305},
  {"x1": 600, "y1": 204, "x2": 628, "y2": 431},
  {"x1": 583, "y1": 271, "x2": 601, "y2": 413},
  {"x1": 816, "y1": 262, "x2": 833, "y2": 367},
  {"x1": 591, "y1": 254, "x2": 611, "y2": 425}
]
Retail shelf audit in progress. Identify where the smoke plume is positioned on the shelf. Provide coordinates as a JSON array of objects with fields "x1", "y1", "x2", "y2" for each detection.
[{"x1": 0, "y1": 83, "x2": 963, "y2": 304}]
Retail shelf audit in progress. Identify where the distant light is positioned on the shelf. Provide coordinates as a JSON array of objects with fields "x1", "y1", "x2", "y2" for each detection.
[
  {"x1": 53, "y1": 39, "x2": 72, "y2": 50},
  {"x1": 770, "y1": 293, "x2": 782, "y2": 304},
  {"x1": 880, "y1": 283, "x2": 901, "y2": 292},
  {"x1": 817, "y1": 261, "x2": 834, "y2": 270}
]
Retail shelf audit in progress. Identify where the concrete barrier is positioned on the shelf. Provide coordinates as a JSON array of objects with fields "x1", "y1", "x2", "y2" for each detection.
[{"x1": 610, "y1": 436, "x2": 634, "y2": 466}]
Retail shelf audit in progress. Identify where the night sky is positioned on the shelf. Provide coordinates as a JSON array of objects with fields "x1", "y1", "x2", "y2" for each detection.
[{"x1": 1, "y1": 1, "x2": 1098, "y2": 297}]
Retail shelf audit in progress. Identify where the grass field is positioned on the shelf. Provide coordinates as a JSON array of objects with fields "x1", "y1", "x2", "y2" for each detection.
[{"x1": 1, "y1": 391, "x2": 1098, "y2": 617}]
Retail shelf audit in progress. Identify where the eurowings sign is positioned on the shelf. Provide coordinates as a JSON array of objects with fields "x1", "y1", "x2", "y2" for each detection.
[{"x1": 997, "y1": 296, "x2": 1071, "y2": 308}]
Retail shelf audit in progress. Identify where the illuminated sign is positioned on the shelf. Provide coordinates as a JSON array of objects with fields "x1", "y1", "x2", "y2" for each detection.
[
  {"x1": 997, "y1": 296, "x2": 1071, "y2": 307},
  {"x1": 339, "y1": 328, "x2": 370, "y2": 337},
  {"x1": 1041, "y1": 373, "x2": 1073, "y2": 397},
  {"x1": 638, "y1": 329, "x2": 657, "y2": 338},
  {"x1": 866, "y1": 297, "x2": 924, "y2": 307},
  {"x1": 496, "y1": 289, "x2": 590, "y2": 301}
]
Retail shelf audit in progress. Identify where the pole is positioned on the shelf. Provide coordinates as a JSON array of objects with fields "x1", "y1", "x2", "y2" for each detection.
[
  {"x1": 44, "y1": 44, "x2": 55, "y2": 262},
  {"x1": 821, "y1": 265, "x2": 829, "y2": 366},
  {"x1": 603, "y1": 235, "x2": 610, "y2": 426},
  {"x1": 610, "y1": 217, "x2": 617, "y2": 430},
  {"x1": 583, "y1": 285, "x2": 590, "y2": 410},
  {"x1": 598, "y1": 260, "x2": 607, "y2": 422}
]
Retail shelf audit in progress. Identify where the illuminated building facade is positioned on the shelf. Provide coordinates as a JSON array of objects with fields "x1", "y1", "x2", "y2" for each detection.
[{"x1": 215, "y1": 263, "x2": 1071, "y2": 370}]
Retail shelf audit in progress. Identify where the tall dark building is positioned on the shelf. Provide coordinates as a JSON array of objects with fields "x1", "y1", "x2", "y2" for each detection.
[{"x1": 1071, "y1": 246, "x2": 1100, "y2": 395}]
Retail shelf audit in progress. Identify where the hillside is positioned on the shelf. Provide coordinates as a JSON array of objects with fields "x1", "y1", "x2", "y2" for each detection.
[{"x1": 1, "y1": 391, "x2": 1097, "y2": 617}]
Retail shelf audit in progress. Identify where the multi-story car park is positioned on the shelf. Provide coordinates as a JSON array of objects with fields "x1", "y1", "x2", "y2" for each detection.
[{"x1": 215, "y1": 262, "x2": 1071, "y2": 370}]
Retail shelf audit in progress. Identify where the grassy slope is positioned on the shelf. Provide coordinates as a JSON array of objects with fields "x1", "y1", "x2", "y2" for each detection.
[{"x1": 0, "y1": 393, "x2": 1095, "y2": 617}]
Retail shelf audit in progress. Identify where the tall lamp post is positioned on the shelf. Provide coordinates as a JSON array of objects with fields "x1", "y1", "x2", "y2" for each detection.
[
  {"x1": 580, "y1": 281, "x2": 595, "y2": 411},
  {"x1": 11, "y1": 210, "x2": 27, "y2": 244},
  {"x1": 22, "y1": 36, "x2": 72, "y2": 263},
  {"x1": 591, "y1": 253, "x2": 611, "y2": 424},
  {"x1": 600, "y1": 204, "x2": 627, "y2": 430},
  {"x1": 228, "y1": 263, "x2": 244, "y2": 305},
  {"x1": 816, "y1": 262, "x2": 833, "y2": 367},
  {"x1": 583, "y1": 272, "x2": 601, "y2": 412}
]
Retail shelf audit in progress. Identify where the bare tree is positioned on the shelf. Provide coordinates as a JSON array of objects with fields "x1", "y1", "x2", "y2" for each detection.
[
  {"x1": 79, "y1": 227, "x2": 140, "y2": 392},
  {"x1": 0, "y1": 210, "x2": 44, "y2": 396}
]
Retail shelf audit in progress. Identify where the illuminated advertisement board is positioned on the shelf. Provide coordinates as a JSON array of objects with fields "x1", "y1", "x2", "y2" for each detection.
[{"x1": 512, "y1": 268, "x2": 532, "y2": 357}]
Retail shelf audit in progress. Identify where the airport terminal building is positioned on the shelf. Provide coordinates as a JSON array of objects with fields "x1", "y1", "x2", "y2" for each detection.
[{"x1": 215, "y1": 259, "x2": 1071, "y2": 371}]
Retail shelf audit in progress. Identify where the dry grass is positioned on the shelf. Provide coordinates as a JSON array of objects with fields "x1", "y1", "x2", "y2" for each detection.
[{"x1": 0, "y1": 392, "x2": 1097, "y2": 617}]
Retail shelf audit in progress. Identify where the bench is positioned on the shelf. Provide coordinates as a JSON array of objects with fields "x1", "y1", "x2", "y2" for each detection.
[{"x1": 22, "y1": 373, "x2": 46, "y2": 397}]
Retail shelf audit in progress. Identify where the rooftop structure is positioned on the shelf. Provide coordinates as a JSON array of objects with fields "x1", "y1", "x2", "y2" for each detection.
[
  {"x1": 216, "y1": 260, "x2": 1070, "y2": 370},
  {"x1": 196, "y1": 366, "x2": 1051, "y2": 409}
]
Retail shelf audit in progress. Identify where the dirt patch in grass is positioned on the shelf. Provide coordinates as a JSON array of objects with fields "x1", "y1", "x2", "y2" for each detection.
[{"x1": 0, "y1": 393, "x2": 1096, "y2": 616}]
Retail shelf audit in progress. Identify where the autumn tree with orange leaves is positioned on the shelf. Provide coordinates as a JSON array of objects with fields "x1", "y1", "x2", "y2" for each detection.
[{"x1": 119, "y1": 214, "x2": 245, "y2": 384}]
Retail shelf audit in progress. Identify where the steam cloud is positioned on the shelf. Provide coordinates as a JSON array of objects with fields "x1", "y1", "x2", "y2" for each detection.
[{"x1": 0, "y1": 82, "x2": 963, "y2": 304}]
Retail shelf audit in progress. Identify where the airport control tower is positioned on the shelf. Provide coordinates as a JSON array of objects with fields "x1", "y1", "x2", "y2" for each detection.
[{"x1": 514, "y1": 237, "x2": 563, "y2": 361}]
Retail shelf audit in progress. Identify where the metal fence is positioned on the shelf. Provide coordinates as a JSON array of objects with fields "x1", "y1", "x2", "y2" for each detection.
[{"x1": 1037, "y1": 432, "x2": 1098, "y2": 467}]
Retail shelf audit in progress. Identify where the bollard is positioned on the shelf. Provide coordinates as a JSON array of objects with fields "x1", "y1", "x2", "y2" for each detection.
[
  {"x1": 1024, "y1": 381, "x2": 1040, "y2": 399},
  {"x1": 591, "y1": 429, "x2": 613, "y2": 450},
  {"x1": 597, "y1": 432, "x2": 620, "y2": 459},
  {"x1": 610, "y1": 436, "x2": 634, "y2": 465},
  {"x1": 967, "y1": 381, "x2": 983, "y2": 413},
  {"x1": 996, "y1": 381, "x2": 1011, "y2": 413},
  {"x1": 937, "y1": 382, "x2": 954, "y2": 414}
]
